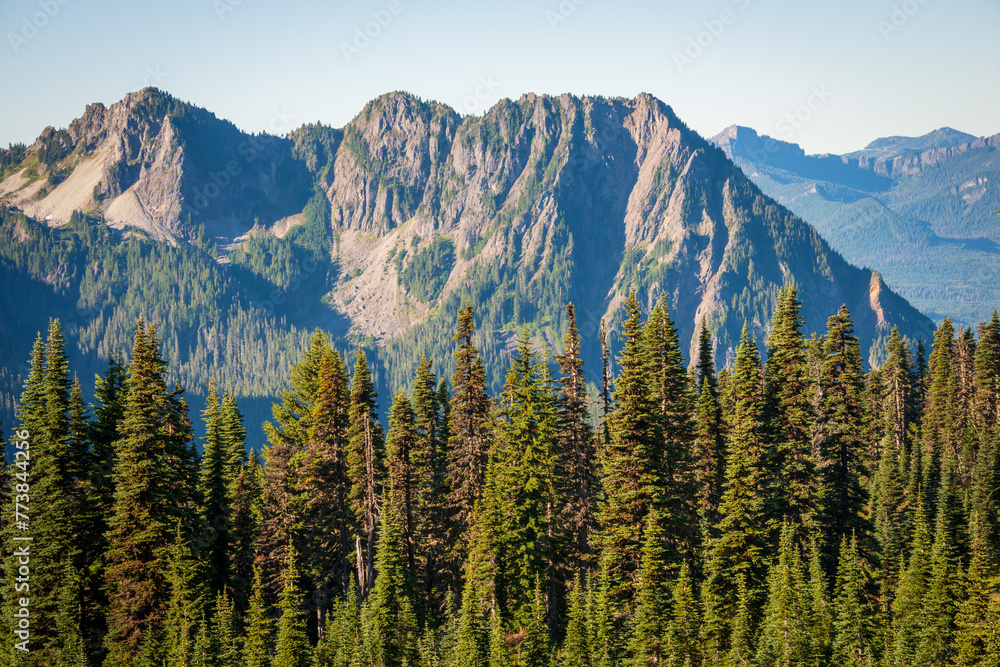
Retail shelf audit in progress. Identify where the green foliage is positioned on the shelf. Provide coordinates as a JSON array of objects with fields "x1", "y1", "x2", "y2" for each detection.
[{"x1": 400, "y1": 235, "x2": 456, "y2": 303}]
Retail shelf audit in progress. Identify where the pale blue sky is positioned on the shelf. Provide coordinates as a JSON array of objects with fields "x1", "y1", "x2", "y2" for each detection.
[{"x1": 1, "y1": 0, "x2": 997, "y2": 154}]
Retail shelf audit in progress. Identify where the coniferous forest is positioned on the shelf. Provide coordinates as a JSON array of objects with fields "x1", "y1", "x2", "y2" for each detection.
[{"x1": 5, "y1": 285, "x2": 1000, "y2": 667}]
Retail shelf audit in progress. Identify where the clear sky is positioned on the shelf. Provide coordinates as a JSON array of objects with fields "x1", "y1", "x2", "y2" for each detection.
[{"x1": 1, "y1": 0, "x2": 997, "y2": 154}]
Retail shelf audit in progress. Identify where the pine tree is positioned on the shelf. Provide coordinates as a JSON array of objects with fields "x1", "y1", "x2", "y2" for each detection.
[
  {"x1": 214, "y1": 590, "x2": 240, "y2": 667},
  {"x1": 447, "y1": 302, "x2": 493, "y2": 576},
  {"x1": 664, "y1": 562, "x2": 702, "y2": 667},
  {"x1": 163, "y1": 525, "x2": 205, "y2": 667},
  {"x1": 244, "y1": 567, "x2": 274, "y2": 667},
  {"x1": 628, "y1": 507, "x2": 669, "y2": 666},
  {"x1": 556, "y1": 303, "x2": 598, "y2": 574},
  {"x1": 412, "y1": 355, "x2": 448, "y2": 615},
  {"x1": 915, "y1": 470, "x2": 960, "y2": 667},
  {"x1": 230, "y1": 450, "x2": 263, "y2": 613},
  {"x1": 561, "y1": 574, "x2": 591, "y2": 667},
  {"x1": 954, "y1": 513, "x2": 1000, "y2": 666},
  {"x1": 367, "y1": 490, "x2": 420, "y2": 666},
  {"x1": 762, "y1": 285, "x2": 818, "y2": 537},
  {"x1": 643, "y1": 294, "x2": 697, "y2": 564},
  {"x1": 693, "y1": 321, "x2": 725, "y2": 540},
  {"x1": 302, "y1": 348, "x2": 352, "y2": 632},
  {"x1": 518, "y1": 581, "x2": 551, "y2": 667},
  {"x1": 702, "y1": 323, "x2": 767, "y2": 659},
  {"x1": 488, "y1": 608, "x2": 513, "y2": 667},
  {"x1": 498, "y1": 330, "x2": 559, "y2": 620},
  {"x1": 921, "y1": 319, "x2": 957, "y2": 512},
  {"x1": 890, "y1": 497, "x2": 931, "y2": 666},
  {"x1": 815, "y1": 306, "x2": 871, "y2": 571},
  {"x1": 347, "y1": 348, "x2": 386, "y2": 600},
  {"x1": 831, "y1": 534, "x2": 873, "y2": 667},
  {"x1": 974, "y1": 311, "x2": 1000, "y2": 433},
  {"x1": 260, "y1": 330, "x2": 333, "y2": 596},
  {"x1": 595, "y1": 290, "x2": 661, "y2": 599},
  {"x1": 11, "y1": 320, "x2": 79, "y2": 665},
  {"x1": 806, "y1": 537, "x2": 832, "y2": 667},
  {"x1": 274, "y1": 546, "x2": 311, "y2": 667},
  {"x1": 755, "y1": 521, "x2": 810, "y2": 667},
  {"x1": 453, "y1": 570, "x2": 488, "y2": 667},
  {"x1": 724, "y1": 576, "x2": 755, "y2": 667},
  {"x1": 201, "y1": 379, "x2": 232, "y2": 595},
  {"x1": 386, "y1": 390, "x2": 418, "y2": 578},
  {"x1": 105, "y1": 319, "x2": 197, "y2": 664}
]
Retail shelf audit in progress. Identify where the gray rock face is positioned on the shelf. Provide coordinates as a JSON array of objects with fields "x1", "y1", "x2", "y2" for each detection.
[{"x1": 3, "y1": 89, "x2": 936, "y2": 368}]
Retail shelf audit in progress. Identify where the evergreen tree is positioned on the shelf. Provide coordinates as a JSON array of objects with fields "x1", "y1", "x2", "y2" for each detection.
[
  {"x1": 628, "y1": 507, "x2": 669, "y2": 666},
  {"x1": 243, "y1": 567, "x2": 273, "y2": 667},
  {"x1": 201, "y1": 379, "x2": 232, "y2": 595},
  {"x1": 347, "y1": 348, "x2": 385, "y2": 600},
  {"x1": 163, "y1": 525, "x2": 205, "y2": 667},
  {"x1": 366, "y1": 491, "x2": 420, "y2": 667},
  {"x1": 702, "y1": 323, "x2": 767, "y2": 659},
  {"x1": 498, "y1": 331, "x2": 559, "y2": 620},
  {"x1": 954, "y1": 513, "x2": 1000, "y2": 666},
  {"x1": 561, "y1": 574, "x2": 591, "y2": 667},
  {"x1": 806, "y1": 538, "x2": 832, "y2": 667},
  {"x1": 830, "y1": 534, "x2": 873, "y2": 667},
  {"x1": 274, "y1": 546, "x2": 311, "y2": 667},
  {"x1": 921, "y1": 320, "x2": 957, "y2": 512},
  {"x1": 105, "y1": 319, "x2": 197, "y2": 665},
  {"x1": 447, "y1": 302, "x2": 493, "y2": 578},
  {"x1": 412, "y1": 355, "x2": 448, "y2": 615},
  {"x1": 302, "y1": 348, "x2": 352, "y2": 632},
  {"x1": 386, "y1": 390, "x2": 419, "y2": 577},
  {"x1": 595, "y1": 290, "x2": 661, "y2": 599},
  {"x1": 643, "y1": 294, "x2": 697, "y2": 563},
  {"x1": 518, "y1": 580, "x2": 551, "y2": 667},
  {"x1": 453, "y1": 571, "x2": 488, "y2": 667},
  {"x1": 724, "y1": 576, "x2": 755, "y2": 667},
  {"x1": 663, "y1": 562, "x2": 702, "y2": 667},
  {"x1": 755, "y1": 521, "x2": 810, "y2": 667},
  {"x1": 693, "y1": 321, "x2": 725, "y2": 540},
  {"x1": 488, "y1": 609, "x2": 513, "y2": 667},
  {"x1": 890, "y1": 498, "x2": 931, "y2": 666},
  {"x1": 914, "y1": 471, "x2": 960, "y2": 667},
  {"x1": 762, "y1": 285, "x2": 818, "y2": 537},
  {"x1": 555, "y1": 303, "x2": 598, "y2": 574},
  {"x1": 815, "y1": 306, "x2": 871, "y2": 570},
  {"x1": 214, "y1": 590, "x2": 240, "y2": 667},
  {"x1": 974, "y1": 311, "x2": 1000, "y2": 433}
]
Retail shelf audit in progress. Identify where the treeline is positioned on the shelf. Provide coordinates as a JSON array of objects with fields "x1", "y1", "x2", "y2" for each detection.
[{"x1": 4, "y1": 286, "x2": 1000, "y2": 667}]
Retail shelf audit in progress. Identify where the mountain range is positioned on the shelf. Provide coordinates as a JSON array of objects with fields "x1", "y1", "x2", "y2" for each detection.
[
  {"x1": 0, "y1": 88, "x2": 937, "y2": 440},
  {"x1": 712, "y1": 124, "x2": 1000, "y2": 326}
]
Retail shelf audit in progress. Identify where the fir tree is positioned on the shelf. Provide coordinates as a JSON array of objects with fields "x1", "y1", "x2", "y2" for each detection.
[
  {"x1": 762, "y1": 285, "x2": 818, "y2": 537},
  {"x1": 693, "y1": 321, "x2": 725, "y2": 540},
  {"x1": 664, "y1": 562, "x2": 702, "y2": 667},
  {"x1": 274, "y1": 546, "x2": 311, "y2": 667},
  {"x1": 447, "y1": 302, "x2": 493, "y2": 576},
  {"x1": 556, "y1": 303, "x2": 598, "y2": 574},
  {"x1": 347, "y1": 348, "x2": 385, "y2": 599},
  {"x1": 561, "y1": 574, "x2": 591, "y2": 667},
  {"x1": 890, "y1": 497, "x2": 932, "y2": 666},
  {"x1": 302, "y1": 348, "x2": 352, "y2": 630},
  {"x1": 702, "y1": 323, "x2": 767, "y2": 659},
  {"x1": 163, "y1": 525, "x2": 205, "y2": 667},
  {"x1": 595, "y1": 290, "x2": 661, "y2": 599},
  {"x1": 755, "y1": 521, "x2": 810, "y2": 667},
  {"x1": 243, "y1": 566, "x2": 273, "y2": 667},
  {"x1": 830, "y1": 534, "x2": 873, "y2": 667},
  {"x1": 366, "y1": 491, "x2": 420, "y2": 667},
  {"x1": 105, "y1": 319, "x2": 197, "y2": 665},
  {"x1": 201, "y1": 379, "x2": 232, "y2": 595},
  {"x1": 498, "y1": 330, "x2": 559, "y2": 620},
  {"x1": 628, "y1": 507, "x2": 669, "y2": 666},
  {"x1": 815, "y1": 306, "x2": 871, "y2": 571}
]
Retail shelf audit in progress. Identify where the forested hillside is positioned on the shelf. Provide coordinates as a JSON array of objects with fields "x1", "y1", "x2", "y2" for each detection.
[
  {"x1": 0, "y1": 89, "x2": 938, "y2": 443},
  {"x1": 4, "y1": 287, "x2": 999, "y2": 666}
]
